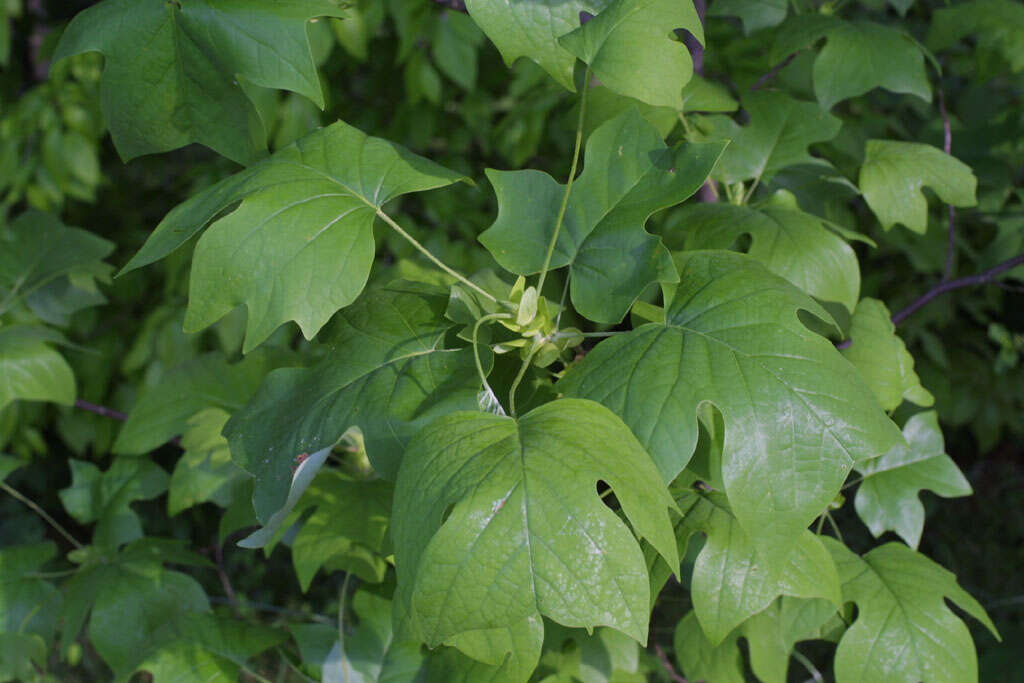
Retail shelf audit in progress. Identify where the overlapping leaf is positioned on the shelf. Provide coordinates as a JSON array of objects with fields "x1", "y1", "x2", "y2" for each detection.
[
  {"x1": 928, "y1": 0, "x2": 1024, "y2": 73},
  {"x1": 52, "y1": 0, "x2": 346, "y2": 163},
  {"x1": 121, "y1": 120, "x2": 467, "y2": 351},
  {"x1": 673, "y1": 489, "x2": 840, "y2": 644},
  {"x1": 825, "y1": 539, "x2": 999, "y2": 683},
  {"x1": 0, "y1": 210, "x2": 112, "y2": 315},
  {"x1": 672, "y1": 194, "x2": 860, "y2": 311},
  {"x1": 0, "y1": 325, "x2": 75, "y2": 410},
  {"x1": 167, "y1": 408, "x2": 248, "y2": 516},
  {"x1": 479, "y1": 108, "x2": 724, "y2": 323},
  {"x1": 559, "y1": 251, "x2": 903, "y2": 564},
  {"x1": 559, "y1": 0, "x2": 703, "y2": 108},
  {"x1": 225, "y1": 283, "x2": 480, "y2": 521},
  {"x1": 855, "y1": 411, "x2": 971, "y2": 548},
  {"x1": 0, "y1": 542, "x2": 61, "y2": 680},
  {"x1": 698, "y1": 91, "x2": 841, "y2": 186},
  {"x1": 841, "y1": 298, "x2": 933, "y2": 410},
  {"x1": 464, "y1": 0, "x2": 610, "y2": 91},
  {"x1": 393, "y1": 399, "x2": 678, "y2": 662},
  {"x1": 859, "y1": 140, "x2": 978, "y2": 233},
  {"x1": 771, "y1": 17, "x2": 931, "y2": 109}
]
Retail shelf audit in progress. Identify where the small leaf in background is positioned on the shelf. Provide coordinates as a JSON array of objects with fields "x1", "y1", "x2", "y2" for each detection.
[
  {"x1": 673, "y1": 194, "x2": 861, "y2": 312},
  {"x1": 114, "y1": 352, "x2": 273, "y2": 455},
  {"x1": 825, "y1": 538, "x2": 999, "y2": 683},
  {"x1": 540, "y1": 624, "x2": 641, "y2": 682},
  {"x1": 673, "y1": 612, "x2": 743, "y2": 683},
  {"x1": 855, "y1": 411, "x2": 971, "y2": 548},
  {"x1": 560, "y1": 0, "x2": 703, "y2": 109},
  {"x1": 432, "y1": 11, "x2": 485, "y2": 90},
  {"x1": 928, "y1": 0, "x2": 1024, "y2": 73},
  {"x1": 859, "y1": 140, "x2": 978, "y2": 233},
  {"x1": 0, "y1": 542, "x2": 61, "y2": 680},
  {"x1": 59, "y1": 457, "x2": 169, "y2": 549},
  {"x1": 393, "y1": 399, "x2": 678, "y2": 656},
  {"x1": 464, "y1": 0, "x2": 609, "y2": 91},
  {"x1": 122, "y1": 120, "x2": 467, "y2": 351},
  {"x1": 0, "y1": 326, "x2": 75, "y2": 410},
  {"x1": 51, "y1": 0, "x2": 346, "y2": 163},
  {"x1": 425, "y1": 615, "x2": 543, "y2": 682},
  {"x1": 560, "y1": 251, "x2": 903, "y2": 564},
  {"x1": 708, "y1": 0, "x2": 788, "y2": 35},
  {"x1": 841, "y1": 298, "x2": 934, "y2": 410},
  {"x1": 0, "y1": 210, "x2": 113, "y2": 315},
  {"x1": 323, "y1": 590, "x2": 424, "y2": 683},
  {"x1": 167, "y1": 408, "x2": 248, "y2": 516},
  {"x1": 226, "y1": 284, "x2": 480, "y2": 521},
  {"x1": 700, "y1": 91, "x2": 841, "y2": 186},
  {"x1": 480, "y1": 108, "x2": 724, "y2": 323}
]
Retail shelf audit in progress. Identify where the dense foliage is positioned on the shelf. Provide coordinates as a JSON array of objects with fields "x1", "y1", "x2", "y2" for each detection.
[{"x1": 1, "y1": 0, "x2": 1022, "y2": 681}]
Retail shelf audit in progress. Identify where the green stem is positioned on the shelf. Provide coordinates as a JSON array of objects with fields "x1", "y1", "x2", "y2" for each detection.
[
  {"x1": 1, "y1": 481, "x2": 83, "y2": 549},
  {"x1": 375, "y1": 208, "x2": 497, "y2": 303},
  {"x1": 473, "y1": 313, "x2": 511, "y2": 415},
  {"x1": 536, "y1": 67, "x2": 592, "y2": 295},
  {"x1": 509, "y1": 338, "x2": 543, "y2": 418}
]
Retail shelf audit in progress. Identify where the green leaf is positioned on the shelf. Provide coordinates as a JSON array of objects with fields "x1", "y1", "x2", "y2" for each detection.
[
  {"x1": 323, "y1": 590, "x2": 423, "y2": 683},
  {"x1": 679, "y1": 76, "x2": 739, "y2": 114},
  {"x1": 425, "y1": 616, "x2": 544, "y2": 683},
  {"x1": 0, "y1": 454, "x2": 20, "y2": 483},
  {"x1": 541, "y1": 624, "x2": 640, "y2": 683},
  {"x1": 708, "y1": 0, "x2": 787, "y2": 35},
  {"x1": 0, "y1": 210, "x2": 113, "y2": 315},
  {"x1": 824, "y1": 539, "x2": 999, "y2": 683},
  {"x1": 673, "y1": 612, "x2": 743, "y2": 683},
  {"x1": 854, "y1": 411, "x2": 971, "y2": 549},
  {"x1": 464, "y1": 0, "x2": 610, "y2": 91},
  {"x1": 928, "y1": 0, "x2": 1024, "y2": 73},
  {"x1": 674, "y1": 489, "x2": 840, "y2": 644},
  {"x1": 0, "y1": 325, "x2": 75, "y2": 410},
  {"x1": 559, "y1": 251, "x2": 903, "y2": 562},
  {"x1": 673, "y1": 197, "x2": 861, "y2": 312},
  {"x1": 59, "y1": 457, "x2": 169, "y2": 549},
  {"x1": 742, "y1": 597, "x2": 839, "y2": 683},
  {"x1": 859, "y1": 140, "x2": 978, "y2": 233},
  {"x1": 479, "y1": 109, "x2": 724, "y2": 323},
  {"x1": 0, "y1": 542, "x2": 61, "y2": 644},
  {"x1": 167, "y1": 408, "x2": 248, "y2": 516},
  {"x1": 841, "y1": 298, "x2": 933, "y2": 410},
  {"x1": 88, "y1": 565, "x2": 283, "y2": 680},
  {"x1": 700, "y1": 91, "x2": 841, "y2": 185},
  {"x1": 559, "y1": 0, "x2": 703, "y2": 108},
  {"x1": 432, "y1": 11, "x2": 485, "y2": 90},
  {"x1": 770, "y1": 17, "x2": 931, "y2": 109},
  {"x1": 114, "y1": 352, "x2": 272, "y2": 455},
  {"x1": 292, "y1": 472, "x2": 393, "y2": 589},
  {"x1": 51, "y1": 0, "x2": 346, "y2": 163},
  {"x1": 393, "y1": 399, "x2": 678, "y2": 655},
  {"x1": 237, "y1": 447, "x2": 331, "y2": 548},
  {"x1": 121, "y1": 120, "x2": 467, "y2": 351},
  {"x1": 225, "y1": 283, "x2": 481, "y2": 521}
]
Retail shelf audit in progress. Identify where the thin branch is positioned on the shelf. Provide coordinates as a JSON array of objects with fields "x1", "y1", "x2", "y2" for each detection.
[
  {"x1": 890, "y1": 253, "x2": 1024, "y2": 326},
  {"x1": 214, "y1": 540, "x2": 240, "y2": 617},
  {"x1": 1, "y1": 481, "x2": 84, "y2": 549},
  {"x1": 431, "y1": 0, "x2": 467, "y2": 11},
  {"x1": 938, "y1": 88, "x2": 957, "y2": 281},
  {"x1": 751, "y1": 52, "x2": 798, "y2": 90},
  {"x1": 653, "y1": 643, "x2": 689, "y2": 683},
  {"x1": 74, "y1": 399, "x2": 127, "y2": 421}
]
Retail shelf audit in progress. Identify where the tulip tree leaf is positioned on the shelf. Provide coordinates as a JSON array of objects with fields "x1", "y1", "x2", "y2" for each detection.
[
  {"x1": 824, "y1": 538, "x2": 999, "y2": 683},
  {"x1": 167, "y1": 408, "x2": 248, "y2": 516},
  {"x1": 479, "y1": 109, "x2": 725, "y2": 323},
  {"x1": 673, "y1": 612, "x2": 743, "y2": 683},
  {"x1": 703, "y1": 91, "x2": 841, "y2": 185},
  {"x1": 559, "y1": 251, "x2": 903, "y2": 565},
  {"x1": 674, "y1": 489, "x2": 840, "y2": 645},
  {"x1": 52, "y1": 0, "x2": 346, "y2": 163},
  {"x1": 558, "y1": 0, "x2": 704, "y2": 109},
  {"x1": 859, "y1": 141, "x2": 978, "y2": 234},
  {"x1": 673, "y1": 198, "x2": 860, "y2": 312},
  {"x1": 425, "y1": 615, "x2": 544, "y2": 683},
  {"x1": 840, "y1": 298, "x2": 933, "y2": 410},
  {"x1": 0, "y1": 325, "x2": 76, "y2": 410},
  {"x1": 708, "y1": 0, "x2": 788, "y2": 35},
  {"x1": 393, "y1": 399, "x2": 679, "y2": 659},
  {"x1": 122, "y1": 120, "x2": 467, "y2": 352},
  {"x1": 770, "y1": 17, "x2": 931, "y2": 109},
  {"x1": 854, "y1": 411, "x2": 971, "y2": 549},
  {"x1": 225, "y1": 283, "x2": 481, "y2": 521},
  {"x1": 464, "y1": 0, "x2": 610, "y2": 91},
  {"x1": 928, "y1": 0, "x2": 1024, "y2": 73},
  {"x1": 0, "y1": 210, "x2": 113, "y2": 315}
]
